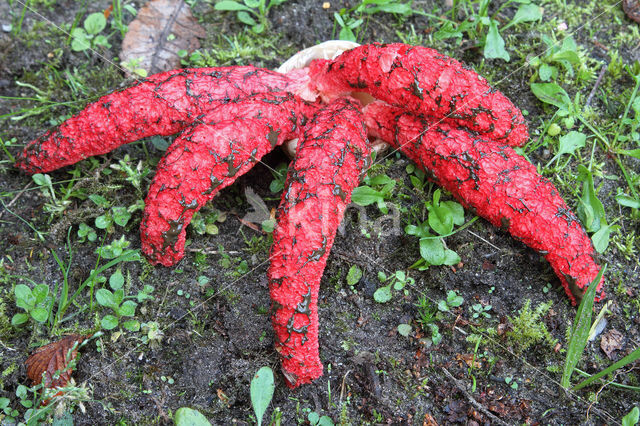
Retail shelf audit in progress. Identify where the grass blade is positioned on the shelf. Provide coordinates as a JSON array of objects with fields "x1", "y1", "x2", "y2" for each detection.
[
  {"x1": 561, "y1": 265, "x2": 606, "y2": 389},
  {"x1": 573, "y1": 346, "x2": 640, "y2": 391}
]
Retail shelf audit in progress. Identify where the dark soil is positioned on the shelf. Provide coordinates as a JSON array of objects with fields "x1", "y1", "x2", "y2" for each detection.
[{"x1": 1, "y1": 0, "x2": 639, "y2": 425}]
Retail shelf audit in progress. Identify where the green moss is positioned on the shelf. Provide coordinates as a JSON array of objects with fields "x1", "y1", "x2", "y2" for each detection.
[
  {"x1": 0, "y1": 299, "x2": 12, "y2": 341},
  {"x1": 506, "y1": 300, "x2": 557, "y2": 353}
]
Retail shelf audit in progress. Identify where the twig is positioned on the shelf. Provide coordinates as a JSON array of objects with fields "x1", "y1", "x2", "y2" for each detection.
[
  {"x1": 441, "y1": 366, "x2": 511, "y2": 426},
  {"x1": 585, "y1": 66, "x2": 607, "y2": 108}
]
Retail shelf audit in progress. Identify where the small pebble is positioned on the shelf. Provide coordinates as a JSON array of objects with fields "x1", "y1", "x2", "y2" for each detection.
[
  {"x1": 322, "y1": 2, "x2": 330, "y2": 9},
  {"x1": 2, "y1": 23, "x2": 11, "y2": 32}
]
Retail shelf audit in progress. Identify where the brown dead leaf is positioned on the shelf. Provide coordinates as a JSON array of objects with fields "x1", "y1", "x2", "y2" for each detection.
[
  {"x1": 600, "y1": 329, "x2": 624, "y2": 360},
  {"x1": 120, "y1": 0, "x2": 205, "y2": 77},
  {"x1": 455, "y1": 353, "x2": 482, "y2": 369},
  {"x1": 423, "y1": 412, "x2": 439, "y2": 426},
  {"x1": 25, "y1": 334, "x2": 89, "y2": 388}
]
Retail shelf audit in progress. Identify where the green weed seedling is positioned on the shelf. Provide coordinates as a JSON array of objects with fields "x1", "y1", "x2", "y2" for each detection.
[
  {"x1": 308, "y1": 411, "x2": 334, "y2": 426},
  {"x1": 333, "y1": 0, "x2": 413, "y2": 42},
  {"x1": 77, "y1": 222, "x2": 98, "y2": 243},
  {"x1": 437, "y1": 290, "x2": 464, "y2": 313},
  {"x1": 96, "y1": 235, "x2": 132, "y2": 259},
  {"x1": 528, "y1": 36, "x2": 585, "y2": 83},
  {"x1": 88, "y1": 194, "x2": 143, "y2": 233},
  {"x1": 214, "y1": 0, "x2": 288, "y2": 34},
  {"x1": 11, "y1": 284, "x2": 50, "y2": 326},
  {"x1": 373, "y1": 270, "x2": 414, "y2": 303},
  {"x1": 436, "y1": 0, "x2": 542, "y2": 61},
  {"x1": 0, "y1": 396, "x2": 19, "y2": 422},
  {"x1": 416, "y1": 295, "x2": 442, "y2": 345},
  {"x1": 250, "y1": 366, "x2": 275, "y2": 426},
  {"x1": 70, "y1": 12, "x2": 111, "y2": 52},
  {"x1": 470, "y1": 303, "x2": 492, "y2": 319},
  {"x1": 140, "y1": 321, "x2": 164, "y2": 348},
  {"x1": 96, "y1": 269, "x2": 152, "y2": 331},
  {"x1": 31, "y1": 173, "x2": 72, "y2": 216},
  {"x1": 269, "y1": 162, "x2": 289, "y2": 194},
  {"x1": 576, "y1": 165, "x2": 619, "y2": 253},
  {"x1": 405, "y1": 189, "x2": 474, "y2": 270},
  {"x1": 110, "y1": 154, "x2": 151, "y2": 192},
  {"x1": 189, "y1": 208, "x2": 225, "y2": 236},
  {"x1": 352, "y1": 173, "x2": 397, "y2": 214}
]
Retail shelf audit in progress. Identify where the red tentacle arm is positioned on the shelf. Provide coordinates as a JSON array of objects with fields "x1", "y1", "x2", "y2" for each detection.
[
  {"x1": 364, "y1": 102, "x2": 604, "y2": 304},
  {"x1": 268, "y1": 98, "x2": 371, "y2": 387},
  {"x1": 15, "y1": 66, "x2": 307, "y2": 174},
  {"x1": 307, "y1": 43, "x2": 528, "y2": 147},
  {"x1": 141, "y1": 94, "x2": 315, "y2": 266}
]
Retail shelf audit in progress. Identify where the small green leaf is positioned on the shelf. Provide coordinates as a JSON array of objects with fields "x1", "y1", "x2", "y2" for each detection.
[
  {"x1": 397, "y1": 324, "x2": 412, "y2": 337},
  {"x1": 447, "y1": 290, "x2": 464, "y2": 307},
  {"x1": 119, "y1": 300, "x2": 137, "y2": 317},
  {"x1": 619, "y1": 148, "x2": 640, "y2": 159},
  {"x1": 577, "y1": 165, "x2": 606, "y2": 233},
  {"x1": 442, "y1": 250, "x2": 461, "y2": 266},
  {"x1": 373, "y1": 285, "x2": 393, "y2": 303},
  {"x1": 89, "y1": 194, "x2": 110, "y2": 208},
  {"x1": 84, "y1": 12, "x2": 106, "y2": 34},
  {"x1": 351, "y1": 186, "x2": 384, "y2": 206},
  {"x1": 622, "y1": 407, "x2": 639, "y2": 426},
  {"x1": 616, "y1": 194, "x2": 640, "y2": 209},
  {"x1": 484, "y1": 20, "x2": 510, "y2": 61},
  {"x1": 539, "y1": 64, "x2": 555, "y2": 81},
  {"x1": 112, "y1": 207, "x2": 131, "y2": 227},
  {"x1": 556, "y1": 131, "x2": 586, "y2": 157},
  {"x1": 592, "y1": 223, "x2": 620, "y2": 253},
  {"x1": 96, "y1": 289, "x2": 117, "y2": 309},
  {"x1": 122, "y1": 320, "x2": 140, "y2": 332},
  {"x1": 419, "y1": 238, "x2": 445, "y2": 265},
  {"x1": 530, "y1": 83, "x2": 572, "y2": 110},
  {"x1": 11, "y1": 313, "x2": 29, "y2": 326},
  {"x1": 237, "y1": 11, "x2": 257, "y2": 26},
  {"x1": 101, "y1": 315, "x2": 119, "y2": 330},
  {"x1": 32, "y1": 284, "x2": 49, "y2": 304},
  {"x1": 250, "y1": 366, "x2": 275, "y2": 426},
  {"x1": 434, "y1": 21, "x2": 463, "y2": 41},
  {"x1": 109, "y1": 270, "x2": 125, "y2": 290},
  {"x1": 346, "y1": 265, "x2": 363, "y2": 286},
  {"x1": 95, "y1": 214, "x2": 111, "y2": 229},
  {"x1": 214, "y1": 0, "x2": 252, "y2": 11},
  {"x1": 174, "y1": 407, "x2": 212, "y2": 426},
  {"x1": 508, "y1": 3, "x2": 542, "y2": 27},
  {"x1": 30, "y1": 307, "x2": 48, "y2": 323}
]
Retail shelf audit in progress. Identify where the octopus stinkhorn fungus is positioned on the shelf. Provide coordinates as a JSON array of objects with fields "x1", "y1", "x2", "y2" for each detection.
[{"x1": 16, "y1": 42, "x2": 604, "y2": 387}]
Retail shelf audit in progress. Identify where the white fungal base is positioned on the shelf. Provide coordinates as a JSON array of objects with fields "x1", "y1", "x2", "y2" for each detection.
[{"x1": 277, "y1": 40, "x2": 389, "y2": 158}]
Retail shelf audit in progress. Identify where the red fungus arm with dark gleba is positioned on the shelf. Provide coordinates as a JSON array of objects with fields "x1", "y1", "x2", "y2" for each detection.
[{"x1": 14, "y1": 43, "x2": 605, "y2": 388}]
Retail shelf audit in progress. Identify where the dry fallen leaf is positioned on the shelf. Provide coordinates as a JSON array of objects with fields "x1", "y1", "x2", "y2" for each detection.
[
  {"x1": 25, "y1": 334, "x2": 89, "y2": 388},
  {"x1": 423, "y1": 412, "x2": 439, "y2": 426},
  {"x1": 120, "y1": 0, "x2": 205, "y2": 77},
  {"x1": 455, "y1": 353, "x2": 482, "y2": 369},
  {"x1": 600, "y1": 329, "x2": 624, "y2": 360}
]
